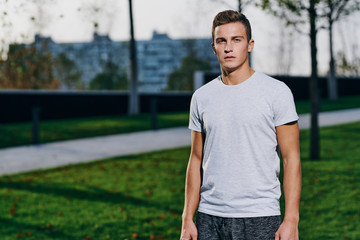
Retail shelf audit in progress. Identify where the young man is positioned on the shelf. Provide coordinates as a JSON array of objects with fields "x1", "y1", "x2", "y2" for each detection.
[{"x1": 180, "y1": 10, "x2": 301, "y2": 240}]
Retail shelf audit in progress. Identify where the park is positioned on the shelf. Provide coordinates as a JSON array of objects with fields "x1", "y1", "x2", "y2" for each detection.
[{"x1": 0, "y1": 0, "x2": 360, "y2": 239}]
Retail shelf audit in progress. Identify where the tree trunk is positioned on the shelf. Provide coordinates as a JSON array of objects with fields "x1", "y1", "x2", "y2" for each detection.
[
  {"x1": 309, "y1": 0, "x2": 320, "y2": 160},
  {"x1": 238, "y1": 0, "x2": 242, "y2": 12},
  {"x1": 128, "y1": 0, "x2": 139, "y2": 115},
  {"x1": 238, "y1": 0, "x2": 253, "y2": 67},
  {"x1": 328, "y1": 18, "x2": 338, "y2": 101}
]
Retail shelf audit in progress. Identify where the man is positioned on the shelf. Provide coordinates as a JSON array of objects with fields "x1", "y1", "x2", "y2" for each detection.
[{"x1": 180, "y1": 10, "x2": 301, "y2": 240}]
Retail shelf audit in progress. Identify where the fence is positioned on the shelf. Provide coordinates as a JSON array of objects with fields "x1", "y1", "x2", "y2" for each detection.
[
  {"x1": 0, "y1": 90, "x2": 192, "y2": 123},
  {"x1": 199, "y1": 72, "x2": 360, "y2": 100},
  {"x1": 1, "y1": 74, "x2": 360, "y2": 124}
]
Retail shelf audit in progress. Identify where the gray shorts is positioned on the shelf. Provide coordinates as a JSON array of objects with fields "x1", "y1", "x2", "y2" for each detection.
[{"x1": 196, "y1": 212, "x2": 281, "y2": 240}]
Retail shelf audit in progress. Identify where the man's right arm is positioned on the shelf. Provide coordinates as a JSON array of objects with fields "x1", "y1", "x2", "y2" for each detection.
[{"x1": 180, "y1": 130, "x2": 204, "y2": 240}]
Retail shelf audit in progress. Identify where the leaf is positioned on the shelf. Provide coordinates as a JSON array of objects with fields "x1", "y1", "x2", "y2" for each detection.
[
  {"x1": 145, "y1": 188, "x2": 153, "y2": 197},
  {"x1": 158, "y1": 213, "x2": 166, "y2": 220},
  {"x1": 9, "y1": 207, "x2": 16, "y2": 216},
  {"x1": 132, "y1": 232, "x2": 138, "y2": 238},
  {"x1": 81, "y1": 236, "x2": 91, "y2": 240}
]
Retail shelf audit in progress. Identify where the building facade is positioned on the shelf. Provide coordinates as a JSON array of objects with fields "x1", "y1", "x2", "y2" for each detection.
[{"x1": 29, "y1": 32, "x2": 219, "y2": 92}]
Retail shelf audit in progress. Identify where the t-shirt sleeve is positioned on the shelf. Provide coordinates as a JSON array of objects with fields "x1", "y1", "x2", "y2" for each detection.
[
  {"x1": 188, "y1": 93, "x2": 203, "y2": 132},
  {"x1": 273, "y1": 84, "x2": 299, "y2": 126}
]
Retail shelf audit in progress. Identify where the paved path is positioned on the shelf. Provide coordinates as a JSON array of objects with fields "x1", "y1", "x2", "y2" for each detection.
[
  {"x1": 297, "y1": 108, "x2": 360, "y2": 129},
  {"x1": 1, "y1": 108, "x2": 360, "y2": 176}
]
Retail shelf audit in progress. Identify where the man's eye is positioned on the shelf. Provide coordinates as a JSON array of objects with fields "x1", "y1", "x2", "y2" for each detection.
[
  {"x1": 217, "y1": 39, "x2": 226, "y2": 43},
  {"x1": 234, "y1": 38, "x2": 241, "y2": 42}
]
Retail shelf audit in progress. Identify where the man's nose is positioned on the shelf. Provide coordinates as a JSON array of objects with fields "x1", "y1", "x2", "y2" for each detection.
[{"x1": 225, "y1": 42, "x2": 233, "y2": 52}]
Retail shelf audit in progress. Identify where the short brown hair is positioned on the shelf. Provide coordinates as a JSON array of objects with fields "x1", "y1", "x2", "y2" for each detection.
[{"x1": 212, "y1": 10, "x2": 252, "y2": 42}]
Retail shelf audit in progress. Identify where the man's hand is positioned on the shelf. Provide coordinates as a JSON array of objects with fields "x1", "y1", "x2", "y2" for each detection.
[
  {"x1": 180, "y1": 219, "x2": 198, "y2": 240},
  {"x1": 275, "y1": 219, "x2": 299, "y2": 240}
]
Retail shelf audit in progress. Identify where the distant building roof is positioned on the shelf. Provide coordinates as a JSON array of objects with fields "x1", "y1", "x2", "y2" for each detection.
[
  {"x1": 92, "y1": 32, "x2": 111, "y2": 42},
  {"x1": 151, "y1": 31, "x2": 171, "y2": 41}
]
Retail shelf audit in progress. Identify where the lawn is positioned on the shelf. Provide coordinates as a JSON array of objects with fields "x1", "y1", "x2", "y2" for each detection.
[
  {"x1": 0, "y1": 95, "x2": 359, "y2": 149},
  {"x1": 0, "y1": 122, "x2": 359, "y2": 239},
  {"x1": 0, "y1": 112, "x2": 189, "y2": 149},
  {"x1": 295, "y1": 94, "x2": 360, "y2": 114}
]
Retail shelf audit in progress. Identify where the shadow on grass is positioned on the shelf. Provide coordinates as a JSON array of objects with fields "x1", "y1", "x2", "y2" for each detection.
[
  {"x1": 0, "y1": 180, "x2": 181, "y2": 214},
  {"x1": 0, "y1": 216, "x2": 73, "y2": 239}
]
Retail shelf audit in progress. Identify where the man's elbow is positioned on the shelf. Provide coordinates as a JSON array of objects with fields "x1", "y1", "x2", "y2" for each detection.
[{"x1": 282, "y1": 153, "x2": 301, "y2": 168}]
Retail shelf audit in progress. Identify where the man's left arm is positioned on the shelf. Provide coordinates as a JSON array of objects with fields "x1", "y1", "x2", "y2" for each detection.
[{"x1": 275, "y1": 121, "x2": 302, "y2": 240}]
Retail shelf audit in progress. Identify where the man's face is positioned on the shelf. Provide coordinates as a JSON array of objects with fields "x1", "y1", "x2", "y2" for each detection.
[{"x1": 212, "y1": 22, "x2": 254, "y2": 73}]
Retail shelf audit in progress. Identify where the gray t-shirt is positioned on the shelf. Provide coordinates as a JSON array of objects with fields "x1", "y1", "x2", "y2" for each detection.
[{"x1": 189, "y1": 71, "x2": 298, "y2": 218}]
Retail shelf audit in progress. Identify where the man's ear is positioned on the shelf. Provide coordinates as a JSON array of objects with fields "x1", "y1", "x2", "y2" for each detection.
[
  {"x1": 211, "y1": 42, "x2": 216, "y2": 54},
  {"x1": 248, "y1": 39, "x2": 254, "y2": 53}
]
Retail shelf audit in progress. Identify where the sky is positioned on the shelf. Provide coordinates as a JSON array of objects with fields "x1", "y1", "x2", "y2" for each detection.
[{"x1": 1, "y1": 0, "x2": 359, "y2": 76}]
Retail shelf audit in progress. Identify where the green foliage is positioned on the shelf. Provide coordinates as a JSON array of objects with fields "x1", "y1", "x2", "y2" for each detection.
[
  {"x1": 166, "y1": 54, "x2": 211, "y2": 91},
  {"x1": 317, "y1": 0, "x2": 360, "y2": 23},
  {"x1": 258, "y1": 0, "x2": 360, "y2": 31},
  {"x1": 0, "y1": 42, "x2": 59, "y2": 89},
  {"x1": 89, "y1": 61, "x2": 128, "y2": 90},
  {"x1": 257, "y1": 0, "x2": 309, "y2": 29},
  {"x1": 0, "y1": 122, "x2": 359, "y2": 239},
  {"x1": 54, "y1": 53, "x2": 83, "y2": 90},
  {"x1": 336, "y1": 51, "x2": 360, "y2": 76}
]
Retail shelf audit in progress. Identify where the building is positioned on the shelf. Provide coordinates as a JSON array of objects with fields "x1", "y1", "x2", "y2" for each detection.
[{"x1": 17, "y1": 32, "x2": 219, "y2": 92}]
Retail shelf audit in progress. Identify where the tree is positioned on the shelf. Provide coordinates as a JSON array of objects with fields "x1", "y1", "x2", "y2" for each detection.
[
  {"x1": 54, "y1": 53, "x2": 83, "y2": 90},
  {"x1": 128, "y1": 0, "x2": 139, "y2": 115},
  {"x1": 29, "y1": 0, "x2": 56, "y2": 35},
  {"x1": 317, "y1": 0, "x2": 360, "y2": 101},
  {"x1": 89, "y1": 61, "x2": 128, "y2": 90},
  {"x1": 166, "y1": 54, "x2": 212, "y2": 91},
  {"x1": 77, "y1": 0, "x2": 118, "y2": 34},
  {"x1": 336, "y1": 51, "x2": 360, "y2": 75},
  {"x1": 275, "y1": 18, "x2": 296, "y2": 74},
  {"x1": 210, "y1": 0, "x2": 252, "y2": 12},
  {"x1": 0, "y1": 41, "x2": 59, "y2": 89},
  {"x1": 258, "y1": 0, "x2": 321, "y2": 160}
]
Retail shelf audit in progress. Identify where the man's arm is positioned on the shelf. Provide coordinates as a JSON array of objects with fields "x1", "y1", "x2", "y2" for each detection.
[
  {"x1": 275, "y1": 121, "x2": 302, "y2": 240},
  {"x1": 180, "y1": 130, "x2": 204, "y2": 240}
]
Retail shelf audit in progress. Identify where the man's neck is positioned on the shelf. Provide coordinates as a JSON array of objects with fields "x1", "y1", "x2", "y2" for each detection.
[{"x1": 221, "y1": 66, "x2": 255, "y2": 86}]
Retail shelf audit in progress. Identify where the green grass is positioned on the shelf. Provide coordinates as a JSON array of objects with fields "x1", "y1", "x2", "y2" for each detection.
[
  {"x1": 0, "y1": 148, "x2": 190, "y2": 240},
  {"x1": 0, "y1": 122, "x2": 359, "y2": 239},
  {"x1": 297, "y1": 122, "x2": 360, "y2": 239},
  {"x1": 0, "y1": 94, "x2": 359, "y2": 149},
  {"x1": 295, "y1": 95, "x2": 360, "y2": 114},
  {"x1": 0, "y1": 112, "x2": 189, "y2": 149}
]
